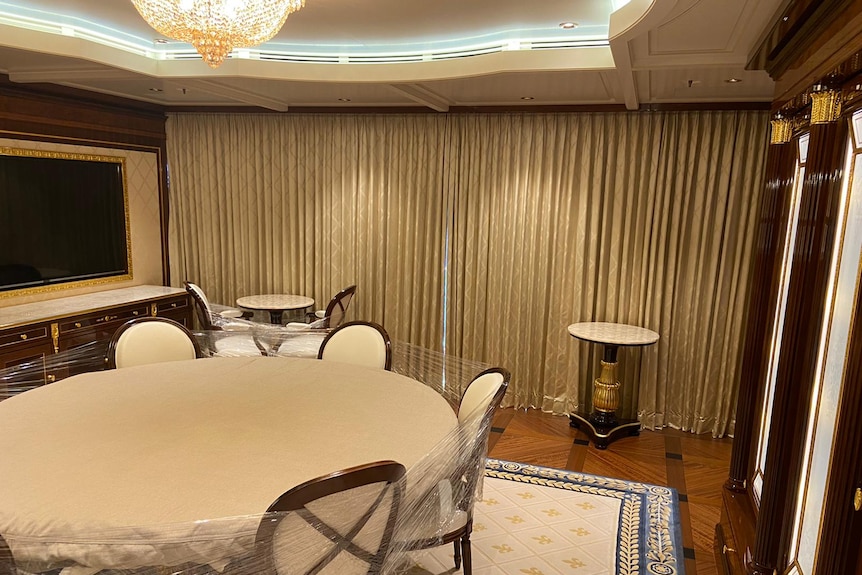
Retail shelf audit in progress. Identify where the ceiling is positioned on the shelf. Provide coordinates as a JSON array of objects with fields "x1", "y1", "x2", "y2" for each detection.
[{"x1": 0, "y1": 0, "x2": 785, "y2": 111}]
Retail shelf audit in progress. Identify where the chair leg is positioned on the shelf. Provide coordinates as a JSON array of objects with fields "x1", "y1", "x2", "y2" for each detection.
[
  {"x1": 461, "y1": 535, "x2": 472, "y2": 575},
  {"x1": 453, "y1": 539, "x2": 462, "y2": 569}
]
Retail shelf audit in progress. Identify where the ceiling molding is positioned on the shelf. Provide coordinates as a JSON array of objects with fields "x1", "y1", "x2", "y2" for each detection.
[
  {"x1": 8, "y1": 66, "x2": 131, "y2": 83},
  {"x1": 177, "y1": 79, "x2": 289, "y2": 111},
  {"x1": 387, "y1": 84, "x2": 450, "y2": 112}
]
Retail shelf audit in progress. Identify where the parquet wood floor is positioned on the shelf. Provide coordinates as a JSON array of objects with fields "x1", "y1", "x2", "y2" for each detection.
[{"x1": 488, "y1": 408, "x2": 732, "y2": 575}]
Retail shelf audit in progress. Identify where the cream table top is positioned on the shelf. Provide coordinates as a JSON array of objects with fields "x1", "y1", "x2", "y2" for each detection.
[
  {"x1": 567, "y1": 322, "x2": 660, "y2": 347},
  {"x1": 0, "y1": 356, "x2": 456, "y2": 572},
  {"x1": 235, "y1": 294, "x2": 314, "y2": 311}
]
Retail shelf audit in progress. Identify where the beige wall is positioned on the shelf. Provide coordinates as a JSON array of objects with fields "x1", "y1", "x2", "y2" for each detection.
[{"x1": 0, "y1": 138, "x2": 163, "y2": 306}]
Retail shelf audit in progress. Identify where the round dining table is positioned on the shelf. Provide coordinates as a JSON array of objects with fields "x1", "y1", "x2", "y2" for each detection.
[
  {"x1": 0, "y1": 356, "x2": 457, "y2": 573},
  {"x1": 235, "y1": 294, "x2": 314, "y2": 324}
]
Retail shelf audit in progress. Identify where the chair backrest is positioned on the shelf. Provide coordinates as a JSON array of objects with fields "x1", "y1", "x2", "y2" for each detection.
[
  {"x1": 184, "y1": 280, "x2": 216, "y2": 330},
  {"x1": 0, "y1": 533, "x2": 15, "y2": 575},
  {"x1": 458, "y1": 367, "x2": 510, "y2": 426},
  {"x1": 454, "y1": 367, "x2": 510, "y2": 514},
  {"x1": 107, "y1": 317, "x2": 201, "y2": 369},
  {"x1": 317, "y1": 321, "x2": 392, "y2": 370},
  {"x1": 321, "y1": 285, "x2": 357, "y2": 329},
  {"x1": 256, "y1": 461, "x2": 406, "y2": 575}
]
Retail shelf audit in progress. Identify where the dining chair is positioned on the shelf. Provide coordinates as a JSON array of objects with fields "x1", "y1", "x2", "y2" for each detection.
[
  {"x1": 401, "y1": 367, "x2": 510, "y2": 575},
  {"x1": 184, "y1": 281, "x2": 249, "y2": 325},
  {"x1": 317, "y1": 320, "x2": 392, "y2": 370},
  {"x1": 307, "y1": 285, "x2": 357, "y2": 329},
  {"x1": 0, "y1": 533, "x2": 15, "y2": 575},
  {"x1": 107, "y1": 317, "x2": 201, "y2": 369},
  {"x1": 185, "y1": 281, "x2": 267, "y2": 357},
  {"x1": 252, "y1": 461, "x2": 406, "y2": 575}
]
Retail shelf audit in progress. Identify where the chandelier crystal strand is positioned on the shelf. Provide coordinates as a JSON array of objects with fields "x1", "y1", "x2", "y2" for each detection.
[{"x1": 131, "y1": 0, "x2": 305, "y2": 68}]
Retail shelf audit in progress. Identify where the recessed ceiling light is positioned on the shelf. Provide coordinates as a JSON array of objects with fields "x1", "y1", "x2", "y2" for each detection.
[
  {"x1": 559, "y1": 22, "x2": 578, "y2": 29},
  {"x1": 149, "y1": 87, "x2": 163, "y2": 92},
  {"x1": 521, "y1": 96, "x2": 535, "y2": 100},
  {"x1": 337, "y1": 98, "x2": 351, "y2": 102},
  {"x1": 725, "y1": 78, "x2": 742, "y2": 83},
  {"x1": 153, "y1": 38, "x2": 169, "y2": 44}
]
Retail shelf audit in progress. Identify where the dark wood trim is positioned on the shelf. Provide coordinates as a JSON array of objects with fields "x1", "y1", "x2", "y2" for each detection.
[
  {"x1": 749, "y1": 119, "x2": 848, "y2": 574},
  {"x1": 0, "y1": 75, "x2": 165, "y2": 116},
  {"x1": 725, "y1": 140, "x2": 798, "y2": 493},
  {"x1": 813, "y1": 231, "x2": 862, "y2": 574},
  {"x1": 748, "y1": 0, "x2": 857, "y2": 80}
]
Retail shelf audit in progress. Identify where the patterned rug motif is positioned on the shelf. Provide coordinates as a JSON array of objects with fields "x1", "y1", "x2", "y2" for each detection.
[{"x1": 411, "y1": 459, "x2": 684, "y2": 575}]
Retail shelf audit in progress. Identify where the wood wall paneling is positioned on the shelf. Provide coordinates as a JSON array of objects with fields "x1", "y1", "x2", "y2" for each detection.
[
  {"x1": 725, "y1": 140, "x2": 798, "y2": 494},
  {"x1": 749, "y1": 120, "x2": 848, "y2": 574},
  {"x1": 0, "y1": 75, "x2": 171, "y2": 285}
]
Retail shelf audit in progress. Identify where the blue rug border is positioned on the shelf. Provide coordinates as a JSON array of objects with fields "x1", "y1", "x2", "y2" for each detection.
[{"x1": 484, "y1": 458, "x2": 686, "y2": 575}]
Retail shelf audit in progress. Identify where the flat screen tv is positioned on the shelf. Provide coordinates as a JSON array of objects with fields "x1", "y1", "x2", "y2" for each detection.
[{"x1": 0, "y1": 148, "x2": 132, "y2": 295}]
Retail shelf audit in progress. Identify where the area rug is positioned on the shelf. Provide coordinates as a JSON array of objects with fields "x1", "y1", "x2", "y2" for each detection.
[{"x1": 409, "y1": 459, "x2": 684, "y2": 575}]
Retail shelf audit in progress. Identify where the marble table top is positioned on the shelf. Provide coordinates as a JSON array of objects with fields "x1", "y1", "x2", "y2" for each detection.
[
  {"x1": 567, "y1": 322, "x2": 660, "y2": 346},
  {"x1": 235, "y1": 294, "x2": 314, "y2": 311}
]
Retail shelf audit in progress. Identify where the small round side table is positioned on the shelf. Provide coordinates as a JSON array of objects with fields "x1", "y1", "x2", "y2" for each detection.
[{"x1": 567, "y1": 321, "x2": 659, "y2": 449}]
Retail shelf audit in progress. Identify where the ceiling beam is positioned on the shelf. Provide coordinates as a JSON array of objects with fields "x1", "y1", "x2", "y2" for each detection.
[
  {"x1": 387, "y1": 84, "x2": 450, "y2": 112},
  {"x1": 178, "y1": 79, "x2": 289, "y2": 111}
]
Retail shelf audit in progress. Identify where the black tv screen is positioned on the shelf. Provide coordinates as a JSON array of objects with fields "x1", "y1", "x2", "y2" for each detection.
[{"x1": 0, "y1": 149, "x2": 131, "y2": 293}]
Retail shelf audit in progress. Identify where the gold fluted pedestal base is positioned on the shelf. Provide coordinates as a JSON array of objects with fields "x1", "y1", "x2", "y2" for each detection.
[
  {"x1": 568, "y1": 412, "x2": 641, "y2": 449},
  {"x1": 568, "y1": 348, "x2": 641, "y2": 449}
]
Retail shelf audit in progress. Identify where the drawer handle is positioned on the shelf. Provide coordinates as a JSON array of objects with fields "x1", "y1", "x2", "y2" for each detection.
[
  {"x1": 97, "y1": 315, "x2": 118, "y2": 323},
  {"x1": 722, "y1": 544, "x2": 736, "y2": 555},
  {"x1": 75, "y1": 322, "x2": 82, "y2": 328},
  {"x1": 171, "y1": 303, "x2": 178, "y2": 308},
  {"x1": 47, "y1": 374, "x2": 56, "y2": 383},
  {"x1": 20, "y1": 334, "x2": 27, "y2": 340},
  {"x1": 133, "y1": 310, "x2": 139, "y2": 316}
]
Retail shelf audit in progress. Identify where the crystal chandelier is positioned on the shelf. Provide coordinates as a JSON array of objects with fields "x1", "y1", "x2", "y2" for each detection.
[{"x1": 131, "y1": 0, "x2": 305, "y2": 68}]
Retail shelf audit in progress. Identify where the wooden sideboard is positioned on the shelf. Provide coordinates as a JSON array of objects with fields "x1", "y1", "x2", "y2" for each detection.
[{"x1": 0, "y1": 285, "x2": 192, "y2": 390}]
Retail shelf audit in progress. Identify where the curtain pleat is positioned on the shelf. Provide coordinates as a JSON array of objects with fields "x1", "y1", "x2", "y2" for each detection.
[{"x1": 167, "y1": 109, "x2": 767, "y2": 436}]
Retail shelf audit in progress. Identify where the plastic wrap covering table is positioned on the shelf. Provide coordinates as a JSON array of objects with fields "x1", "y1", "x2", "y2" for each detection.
[{"x1": 0, "y1": 356, "x2": 457, "y2": 574}]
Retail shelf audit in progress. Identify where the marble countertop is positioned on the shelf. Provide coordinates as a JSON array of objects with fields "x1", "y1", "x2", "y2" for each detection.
[
  {"x1": 567, "y1": 322, "x2": 660, "y2": 346},
  {"x1": 0, "y1": 285, "x2": 186, "y2": 329}
]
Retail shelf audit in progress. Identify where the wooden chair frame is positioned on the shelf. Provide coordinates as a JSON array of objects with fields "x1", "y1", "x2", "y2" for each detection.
[{"x1": 254, "y1": 461, "x2": 406, "y2": 575}]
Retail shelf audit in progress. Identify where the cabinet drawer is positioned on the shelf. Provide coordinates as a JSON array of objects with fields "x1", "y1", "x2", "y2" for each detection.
[
  {"x1": 156, "y1": 297, "x2": 189, "y2": 315},
  {"x1": 0, "y1": 326, "x2": 49, "y2": 349},
  {"x1": 58, "y1": 305, "x2": 149, "y2": 334}
]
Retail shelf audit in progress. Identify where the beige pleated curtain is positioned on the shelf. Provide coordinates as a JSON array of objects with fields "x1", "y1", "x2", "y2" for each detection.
[{"x1": 167, "y1": 110, "x2": 767, "y2": 436}]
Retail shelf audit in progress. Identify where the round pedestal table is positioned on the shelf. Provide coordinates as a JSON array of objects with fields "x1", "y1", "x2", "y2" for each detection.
[
  {"x1": 567, "y1": 322, "x2": 660, "y2": 449},
  {"x1": 235, "y1": 294, "x2": 314, "y2": 324}
]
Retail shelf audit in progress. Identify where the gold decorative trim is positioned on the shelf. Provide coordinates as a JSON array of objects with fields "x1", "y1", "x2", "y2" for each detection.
[
  {"x1": 0, "y1": 147, "x2": 134, "y2": 300},
  {"x1": 770, "y1": 116, "x2": 793, "y2": 144},
  {"x1": 51, "y1": 323, "x2": 59, "y2": 354},
  {"x1": 810, "y1": 88, "x2": 842, "y2": 124}
]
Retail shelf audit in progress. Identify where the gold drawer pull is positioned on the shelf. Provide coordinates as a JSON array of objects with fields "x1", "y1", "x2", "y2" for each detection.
[
  {"x1": 722, "y1": 544, "x2": 736, "y2": 554},
  {"x1": 20, "y1": 334, "x2": 27, "y2": 340},
  {"x1": 47, "y1": 374, "x2": 56, "y2": 383},
  {"x1": 855, "y1": 487, "x2": 861, "y2": 512},
  {"x1": 133, "y1": 310, "x2": 139, "y2": 316},
  {"x1": 171, "y1": 302, "x2": 178, "y2": 308},
  {"x1": 75, "y1": 322, "x2": 82, "y2": 328}
]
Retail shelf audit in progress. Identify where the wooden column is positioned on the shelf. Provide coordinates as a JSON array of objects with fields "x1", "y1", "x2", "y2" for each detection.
[
  {"x1": 724, "y1": 141, "x2": 797, "y2": 492},
  {"x1": 748, "y1": 119, "x2": 848, "y2": 573}
]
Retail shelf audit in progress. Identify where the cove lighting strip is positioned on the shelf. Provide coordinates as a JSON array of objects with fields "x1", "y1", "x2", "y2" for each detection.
[{"x1": 0, "y1": 6, "x2": 608, "y2": 65}]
